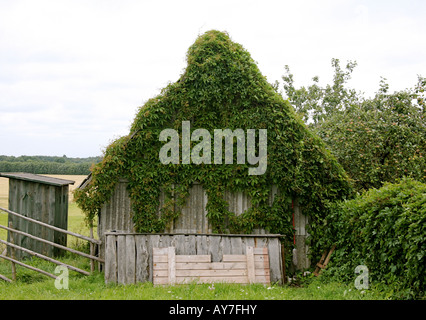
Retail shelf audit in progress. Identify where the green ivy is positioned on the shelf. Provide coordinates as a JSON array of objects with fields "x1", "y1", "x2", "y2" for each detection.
[{"x1": 74, "y1": 30, "x2": 352, "y2": 244}]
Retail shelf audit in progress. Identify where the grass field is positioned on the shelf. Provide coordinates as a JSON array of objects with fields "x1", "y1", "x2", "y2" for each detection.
[{"x1": 0, "y1": 175, "x2": 392, "y2": 300}]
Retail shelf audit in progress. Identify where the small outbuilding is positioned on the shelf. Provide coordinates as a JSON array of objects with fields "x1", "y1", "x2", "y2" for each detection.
[
  {"x1": 75, "y1": 30, "x2": 351, "y2": 280},
  {"x1": 0, "y1": 172, "x2": 74, "y2": 259}
]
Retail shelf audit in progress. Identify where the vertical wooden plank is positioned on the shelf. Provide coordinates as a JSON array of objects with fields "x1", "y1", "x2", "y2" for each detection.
[
  {"x1": 21, "y1": 181, "x2": 30, "y2": 258},
  {"x1": 267, "y1": 237, "x2": 282, "y2": 284},
  {"x1": 34, "y1": 183, "x2": 43, "y2": 255},
  {"x1": 148, "y1": 234, "x2": 160, "y2": 283},
  {"x1": 126, "y1": 235, "x2": 136, "y2": 284},
  {"x1": 221, "y1": 236, "x2": 231, "y2": 255},
  {"x1": 209, "y1": 235, "x2": 221, "y2": 262},
  {"x1": 256, "y1": 237, "x2": 268, "y2": 249},
  {"x1": 162, "y1": 234, "x2": 172, "y2": 249},
  {"x1": 281, "y1": 242, "x2": 286, "y2": 284},
  {"x1": 38, "y1": 183, "x2": 46, "y2": 255},
  {"x1": 119, "y1": 182, "x2": 125, "y2": 231},
  {"x1": 168, "y1": 247, "x2": 176, "y2": 285},
  {"x1": 187, "y1": 235, "x2": 196, "y2": 255},
  {"x1": 203, "y1": 189, "x2": 210, "y2": 233},
  {"x1": 61, "y1": 185, "x2": 69, "y2": 247},
  {"x1": 47, "y1": 185, "x2": 56, "y2": 257},
  {"x1": 117, "y1": 235, "x2": 126, "y2": 284},
  {"x1": 197, "y1": 235, "x2": 208, "y2": 255},
  {"x1": 230, "y1": 237, "x2": 243, "y2": 254},
  {"x1": 246, "y1": 246, "x2": 255, "y2": 284},
  {"x1": 7, "y1": 179, "x2": 18, "y2": 258},
  {"x1": 136, "y1": 235, "x2": 149, "y2": 282},
  {"x1": 244, "y1": 237, "x2": 255, "y2": 249},
  {"x1": 105, "y1": 235, "x2": 117, "y2": 284},
  {"x1": 191, "y1": 185, "x2": 197, "y2": 233},
  {"x1": 26, "y1": 182, "x2": 35, "y2": 254},
  {"x1": 175, "y1": 234, "x2": 186, "y2": 255},
  {"x1": 115, "y1": 184, "x2": 122, "y2": 232}
]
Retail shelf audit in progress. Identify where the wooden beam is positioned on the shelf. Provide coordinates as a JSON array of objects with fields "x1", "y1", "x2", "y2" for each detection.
[
  {"x1": 104, "y1": 231, "x2": 284, "y2": 238},
  {"x1": 314, "y1": 245, "x2": 336, "y2": 276},
  {"x1": 0, "y1": 207, "x2": 101, "y2": 245},
  {"x1": 0, "y1": 224, "x2": 104, "y2": 263},
  {"x1": 0, "y1": 273, "x2": 12, "y2": 282},
  {"x1": 0, "y1": 239, "x2": 90, "y2": 276},
  {"x1": 0, "y1": 254, "x2": 56, "y2": 279},
  {"x1": 323, "y1": 245, "x2": 336, "y2": 267}
]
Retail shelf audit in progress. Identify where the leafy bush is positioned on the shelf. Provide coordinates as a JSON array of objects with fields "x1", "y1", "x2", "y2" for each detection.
[{"x1": 316, "y1": 178, "x2": 425, "y2": 299}]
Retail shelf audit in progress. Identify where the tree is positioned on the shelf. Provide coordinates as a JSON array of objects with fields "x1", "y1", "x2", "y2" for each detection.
[
  {"x1": 282, "y1": 58, "x2": 360, "y2": 123},
  {"x1": 282, "y1": 59, "x2": 425, "y2": 191}
]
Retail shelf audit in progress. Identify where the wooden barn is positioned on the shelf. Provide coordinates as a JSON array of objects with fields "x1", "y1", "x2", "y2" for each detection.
[
  {"x1": 75, "y1": 30, "x2": 351, "y2": 285},
  {"x1": 0, "y1": 172, "x2": 74, "y2": 259}
]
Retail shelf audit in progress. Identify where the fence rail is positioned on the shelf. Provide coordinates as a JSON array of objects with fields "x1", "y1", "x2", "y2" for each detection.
[
  {"x1": 1, "y1": 207, "x2": 101, "y2": 245},
  {"x1": 0, "y1": 207, "x2": 103, "y2": 281}
]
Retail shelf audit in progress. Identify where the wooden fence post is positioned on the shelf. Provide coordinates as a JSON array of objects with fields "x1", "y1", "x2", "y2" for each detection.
[
  {"x1": 90, "y1": 227, "x2": 95, "y2": 273},
  {"x1": 9, "y1": 222, "x2": 16, "y2": 281}
]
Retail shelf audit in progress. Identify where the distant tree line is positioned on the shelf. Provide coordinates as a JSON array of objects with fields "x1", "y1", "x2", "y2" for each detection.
[{"x1": 0, "y1": 155, "x2": 102, "y2": 175}]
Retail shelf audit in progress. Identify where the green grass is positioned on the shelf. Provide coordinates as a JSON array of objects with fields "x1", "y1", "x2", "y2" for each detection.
[
  {"x1": 0, "y1": 246, "x2": 389, "y2": 300},
  {"x1": 0, "y1": 260, "x2": 388, "y2": 300}
]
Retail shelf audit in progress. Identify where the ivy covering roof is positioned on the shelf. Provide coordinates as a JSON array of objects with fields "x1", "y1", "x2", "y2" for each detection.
[{"x1": 75, "y1": 30, "x2": 352, "y2": 236}]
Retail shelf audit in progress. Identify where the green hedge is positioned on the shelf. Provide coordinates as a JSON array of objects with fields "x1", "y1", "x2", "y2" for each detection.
[{"x1": 317, "y1": 178, "x2": 425, "y2": 299}]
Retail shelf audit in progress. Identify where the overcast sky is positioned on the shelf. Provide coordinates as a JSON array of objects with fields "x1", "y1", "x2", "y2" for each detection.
[{"x1": 0, "y1": 0, "x2": 425, "y2": 158}]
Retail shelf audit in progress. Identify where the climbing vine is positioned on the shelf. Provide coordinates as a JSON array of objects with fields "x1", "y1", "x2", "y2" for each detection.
[{"x1": 74, "y1": 30, "x2": 352, "y2": 244}]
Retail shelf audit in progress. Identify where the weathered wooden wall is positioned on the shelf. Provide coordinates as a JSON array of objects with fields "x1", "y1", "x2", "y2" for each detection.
[
  {"x1": 104, "y1": 233, "x2": 283, "y2": 285},
  {"x1": 98, "y1": 179, "x2": 309, "y2": 271},
  {"x1": 162, "y1": 182, "x2": 211, "y2": 234},
  {"x1": 98, "y1": 178, "x2": 133, "y2": 258},
  {"x1": 293, "y1": 198, "x2": 310, "y2": 270},
  {"x1": 2, "y1": 173, "x2": 73, "y2": 259},
  {"x1": 98, "y1": 182, "x2": 281, "y2": 235}
]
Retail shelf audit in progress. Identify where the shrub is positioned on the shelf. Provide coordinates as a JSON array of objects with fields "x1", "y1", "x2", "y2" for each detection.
[{"x1": 317, "y1": 178, "x2": 425, "y2": 299}]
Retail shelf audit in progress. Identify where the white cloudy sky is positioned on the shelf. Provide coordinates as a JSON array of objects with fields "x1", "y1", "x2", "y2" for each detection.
[{"x1": 0, "y1": 0, "x2": 425, "y2": 157}]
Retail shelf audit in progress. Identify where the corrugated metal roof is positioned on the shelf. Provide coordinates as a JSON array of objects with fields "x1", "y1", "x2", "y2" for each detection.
[{"x1": 0, "y1": 172, "x2": 75, "y2": 186}]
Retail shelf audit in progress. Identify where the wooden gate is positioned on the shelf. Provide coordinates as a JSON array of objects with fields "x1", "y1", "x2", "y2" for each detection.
[{"x1": 0, "y1": 207, "x2": 103, "y2": 282}]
